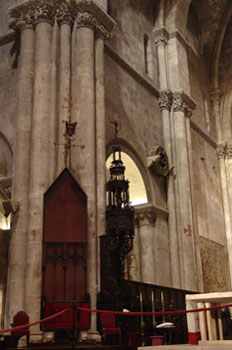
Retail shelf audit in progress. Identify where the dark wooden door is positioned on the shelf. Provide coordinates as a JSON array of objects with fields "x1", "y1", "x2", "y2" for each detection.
[{"x1": 42, "y1": 168, "x2": 88, "y2": 303}]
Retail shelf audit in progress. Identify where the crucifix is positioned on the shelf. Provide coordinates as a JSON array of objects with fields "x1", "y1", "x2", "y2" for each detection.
[{"x1": 55, "y1": 96, "x2": 84, "y2": 169}]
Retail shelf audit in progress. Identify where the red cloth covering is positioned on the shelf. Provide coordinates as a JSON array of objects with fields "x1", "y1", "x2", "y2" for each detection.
[{"x1": 45, "y1": 303, "x2": 90, "y2": 329}]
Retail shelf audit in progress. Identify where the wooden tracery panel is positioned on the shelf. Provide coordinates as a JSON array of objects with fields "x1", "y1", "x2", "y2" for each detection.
[{"x1": 42, "y1": 168, "x2": 88, "y2": 303}]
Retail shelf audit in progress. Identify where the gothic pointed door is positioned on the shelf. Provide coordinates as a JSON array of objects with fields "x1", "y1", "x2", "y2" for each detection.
[{"x1": 41, "y1": 168, "x2": 88, "y2": 328}]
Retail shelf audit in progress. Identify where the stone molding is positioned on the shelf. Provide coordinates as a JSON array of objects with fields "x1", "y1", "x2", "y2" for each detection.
[
  {"x1": 105, "y1": 44, "x2": 159, "y2": 97},
  {"x1": 134, "y1": 203, "x2": 168, "y2": 226},
  {"x1": 9, "y1": 0, "x2": 115, "y2": 39},
  {"x1": 173, "y1": 89, "x2": 196, "y2": 117},
  {"x1": 0, "y1": 31, "x2": 15, "y2": 46},
  {"x1": 216, "y1": 143, "x2": 227, "y2": 159},
  {"x1": 159, "y1": 89, "x2": 172, "y2": 111},
  {"x1": 153, "y1": 27, "x2": 169, "y2": 47}
]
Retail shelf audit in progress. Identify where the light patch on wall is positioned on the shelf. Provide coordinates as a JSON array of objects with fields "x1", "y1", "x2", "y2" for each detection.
[{"x1": 106, "y1": 152, "x2": 148, "y2": 206}]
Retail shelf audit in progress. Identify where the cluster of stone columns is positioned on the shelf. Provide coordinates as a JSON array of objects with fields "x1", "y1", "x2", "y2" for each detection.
[
  {"x1": 153, "y1": 27, "x2": 200, "y2": 291},
  {"x1": 6, "y1": 0, "x2": 115, "y2": 336}
]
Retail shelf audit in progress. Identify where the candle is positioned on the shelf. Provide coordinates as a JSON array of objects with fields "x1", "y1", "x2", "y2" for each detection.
[
  {"x1": 140, "y1": 291, "x2": 143, "y2": 303},
  {"x1": 161, "y1": 291, "x2": 164, "y2": 302},
  {"x1": 151, "y1": 291, "x2": 154, "y2": 303}
]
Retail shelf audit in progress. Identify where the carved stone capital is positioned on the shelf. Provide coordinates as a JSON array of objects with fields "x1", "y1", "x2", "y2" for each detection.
[
  {"x1": 216, "y1": 143, "x2": 227, "y2": 159},
  {"x1": 173, "y1": 90, "x2": 196, "y2": 117},
  {"x1": 74, "y1": 0, "x2": 115, "y2": 40},
  {"x1": 210, "y1": 89, "x2": 222, "y2": 106},
  {"x1": 159, "y1": 89, "x2": 172, "y2": 112},
  {"x1": 34, "y1": 4, "x2": 55, "y2": 25},
  {"x1": 153, "y1": 27, "x2": 169, "y2": 47},
  {"x1": 227, "y1": 143, "x2": 232, "y2": 159},
  {"x1": 77, "y1": 11, "x2": 113, "y2": 40},
  {"x1": 9, "y1": 2, "x2": 55, "y2": 29},
  {"x1": 57, "y1": 4, "x2": 75, "y2": 26},
  {"x1": 134, "y1": 204, "x2": 157, "y2": 226},
  {"x1": 8, "y1": 10, "x2": 35, "y2": 30}
]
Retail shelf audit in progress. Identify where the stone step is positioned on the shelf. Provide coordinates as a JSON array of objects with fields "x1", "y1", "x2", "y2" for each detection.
[{"x1": 138, "y1": 342, "x2": 232, "y2": 350}]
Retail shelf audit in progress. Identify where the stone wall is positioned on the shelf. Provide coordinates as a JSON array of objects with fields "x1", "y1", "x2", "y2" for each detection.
[{"x1": 0, "y1": 42, "x2": 17, "y2": 153}]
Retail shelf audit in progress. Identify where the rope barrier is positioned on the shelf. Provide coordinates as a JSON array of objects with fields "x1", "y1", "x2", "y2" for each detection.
[
  {"x1": 1, "y1": 303, "x2": 232, "y2": 334},
  {"x1": 77, "y1": 303, "x2": 232, "y2": 316},
  {"x1": 0, "y1": 308, "x2": 72, "y2": 334}
]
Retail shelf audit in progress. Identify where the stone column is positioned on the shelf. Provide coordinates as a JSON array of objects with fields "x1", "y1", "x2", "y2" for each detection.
[
  {"x1": 154, "y1": 28, "x2": 180, "y2": 288},
  {"x1": 135, "y1": 204, "x2": 157, "y2": 284},
  {"x1": 25, "y1": 4, "x2": 55, "y2": 333},
  {"x1": 185, "y1": 114, "x2": 203, "y2": 291},
  {"x1": 127, "y1": 223, "x2": 141, "y2": 281},
  {"x1": 6, "y1": 9, "x2": 35, "y2": 326},
  {"x1": 75, "y1": 12, "x2": 97, "y2": 331},
  {"x1": 172, "y1": 90, "x2": 198, "y2": 291},
  {"x1": 95, "y1": 33, "x2": 106, "y2": 286},
  {"x1": 211, "y1": 90, "x2": 232, "y2": 288},
  {"x1": 216, "y1": 143, "x2": 232, "y2": 285},
  {"x1": 57, "y1": 4, "x2": 74, "y2": 174},
  {"x1": 197, "y1": 302, "x2": 207, "y2": 341}
]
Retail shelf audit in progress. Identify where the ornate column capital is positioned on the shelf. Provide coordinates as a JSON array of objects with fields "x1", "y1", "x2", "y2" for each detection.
[
  {"x1": 33, "y1": 4, "x2": 55, "y2": 25},
  {"x1": 134, "y1": 203, "x2": 168, "y2": 226},
  {"x1": 134, "y1": 204, "x2": 157, "y2": 226},
  {"x1": 159, "y1": 89, "x2": 172, "y2": 112},
  {"x1": 9, "y1": 1, "x2": 56, "y2": 30},
  {"x1": 56, "y1": 4, "x2": 75, "y2": 26},
  {"x1": 8, "y1": 8, "x2": 35, "y2": 30},
  {"x1": 74, "y1": 0, "x2": 115, "y2": 40},
  {"x1": 153, "y1": 27, "x2": 169, "y2": 47},
  {"x1": 216, "y1": 142, "x2": 227, "y2": 159},
  {"x1": 227, "y1": 143, "x2": 232, "y2": 159},
  {"x1": 173, "y1": 89, "x2": 196, "y2": 117}
]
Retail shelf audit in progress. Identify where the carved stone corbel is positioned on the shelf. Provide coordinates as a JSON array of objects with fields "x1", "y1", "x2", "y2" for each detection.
[{"x1": 147, "y1": 145, "x2": 169, "y2": 176}]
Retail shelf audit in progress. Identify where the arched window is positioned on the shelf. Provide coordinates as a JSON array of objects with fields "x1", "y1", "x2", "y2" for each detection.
[
  {"x1": 106, "y1": 151, "x2": 148, "y2": 206},
  {"x1": 144, "y1": 34, "x2": 153, "y2": 78}
]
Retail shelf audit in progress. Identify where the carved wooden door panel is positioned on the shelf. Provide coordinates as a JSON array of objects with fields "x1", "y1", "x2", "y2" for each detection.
[{"x1": 42, "y1": 168, "x2": 87, "y2": 304}]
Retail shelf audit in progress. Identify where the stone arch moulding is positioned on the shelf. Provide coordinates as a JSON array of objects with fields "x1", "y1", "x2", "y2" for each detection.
[
  {"x1": 0, "y1": 131, "x2": 13, "y2": 177},
  {"x1": 106, "y1": 138, "x2": 152, "y2": 205}
]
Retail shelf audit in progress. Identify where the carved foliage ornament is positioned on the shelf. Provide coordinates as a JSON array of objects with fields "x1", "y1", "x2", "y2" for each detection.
[
  {"x1": 173, "y1": 90, "x2": 196, "y2": 117},
  {"x1": 216, "y1": 143, "x2": 227, "y2": 159},
  {"x1": 56, "y1": 5, "x2": 75, "y2": 25},
  {"x1": 77, "y1": 12, "x2": 112, "y2": 40},
  {"x1": 159, "y1": 90, "x2": 172, "y2": 111},
  {"x1": 9, "y1": 4, "x2": 55, "y2": 29}
]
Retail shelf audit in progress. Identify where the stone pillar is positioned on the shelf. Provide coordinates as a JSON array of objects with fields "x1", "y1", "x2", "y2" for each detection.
[
  {"x1": 57, "y1": 4, "x2": 74, "y2": 174},
  {"x1": 172, "y1": 90, "x2": 198, "y2": 291},
  {"x1": 95, "y1": 33, "x2": 106, "y2": 286},
  {"x1": 211, "y1": 90, "x2": 232, "y2": 288},
  {"x1": 25, "y1": 4, "x2": 55, "y2": 333},
  {"x1": 185, "y1": 115, "x2": 203, "y2": 292},
  {"x1": 216, "y1": 143, "x2": 232, "y2": 286},
  {"x1": 154, "y1": 27, "x2": 180, "y2": 288},
  {"x1": 135, "y1": 204, "x2": 156, "y2": 284},
  {"x1": 197, "y1": 302, "x2": 207, "y2": 341},
  {"x1": 75, "y1": 12, "x2": 97, "y2": 331},
  {"x1": 73, "y1": 4, "x2": 114, "y2": 332},
  {"x1": 6, "y1": 9, "x2": 35, "y2": 326}
]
